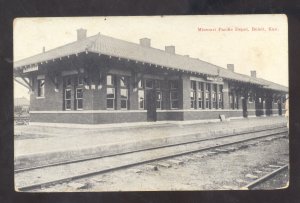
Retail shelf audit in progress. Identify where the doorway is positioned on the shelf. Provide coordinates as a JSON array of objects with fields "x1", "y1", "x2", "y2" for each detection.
[
  {"x1": 146, "y1": 89, "x2": 157, "y2": 121},
  {"x1": 242, "y1": 98, "x2": 248, "y2": 118}
]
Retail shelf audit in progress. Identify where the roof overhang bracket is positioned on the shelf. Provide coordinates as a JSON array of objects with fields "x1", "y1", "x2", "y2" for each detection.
[
  {"x1": 132, "y1": 71, "x2": 145, "y2": 89},
  {"x1": 48, "y1": 72, "x2": 59, "y2": 90},
  {"x1": 14, "y1": 77, "x2": 30, "y2": 89},
  {"x1": 98, "y1": 66, "x2": 111, "y2": 87},
  {"x1": 14, "y1": 74, "x2": 33, "y2": 91}
]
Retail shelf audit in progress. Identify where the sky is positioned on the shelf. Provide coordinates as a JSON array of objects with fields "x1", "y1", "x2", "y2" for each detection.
[{"x1": 14, "y1": 15, "x2": 288, "y2": 99}]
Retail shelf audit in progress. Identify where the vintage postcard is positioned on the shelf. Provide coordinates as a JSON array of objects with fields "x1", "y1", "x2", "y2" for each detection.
[{"x1": 13, "y1": 15, "x2": 288, "y2": 192}]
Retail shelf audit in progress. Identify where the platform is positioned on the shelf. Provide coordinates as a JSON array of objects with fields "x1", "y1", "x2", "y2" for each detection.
[{"x1": 14, "y1": 116, "x2": 288, "y2": 169}]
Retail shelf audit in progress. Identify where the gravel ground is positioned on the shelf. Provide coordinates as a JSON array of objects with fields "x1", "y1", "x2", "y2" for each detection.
[{"x1": 31, "y1": 134, "x2": 289, "y2": 192}]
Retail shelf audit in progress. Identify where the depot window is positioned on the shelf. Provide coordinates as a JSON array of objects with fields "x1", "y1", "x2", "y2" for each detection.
[
  {"x1": 37, "y1": 79, "x2": 45, "y2": 97},
  {"x1": 156, "y1": 91, "x2": 162, "y2": 109},
  {"x1": 198, "y1": 82, "x2": 204, "y2": 109},
  {"x1": 107, "y1": 87, "x2": 115, "y2": 109},
  {"x1": 138, "y1": 80, "x2": 144, "y2": 88},
  {"x1": 106, "y1": 74, "x2": 114, "y2": 86},
  {"x1": 170, "y1": 91, "x2": 179, "y2": 109},
  {"x1": 75, "y1": 88, "x2": 83, "y2": 110},
  {"x1": 106, "y1": 75, "x2": 116, "y2": 110},
  {"x1": 212, "y1": 84, "x2": 217, "y2": 109},
  {"x1": 190, "y1": 81, "x2": 196, "y2": 109},
  {"x1": 205, "y1": 83, "x2": 211, "y2": 109},
  {"x1": 218, "y1": 85, "x2": 223, "y2": 109},
  {"x1": 64, "y1": 89, "x2": 72, "y2": 110},
  {"x1": 77, "y1": 75, "x2": 84, "y2": 86},
  {"x1": 138, "y1": 90, "x2": 145, "y2": 109},
  {"x1": 120, "y1": 76, "x2": 129, "y2": 110},
  {"x1": 120, "y1": 89, "x2": 128, "y2": 109},
  {"x1": 230, "y1": 93, "x2": 238, "y2": 109}
]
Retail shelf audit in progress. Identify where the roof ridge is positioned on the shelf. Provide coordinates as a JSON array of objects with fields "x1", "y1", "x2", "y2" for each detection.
[{"x1": 98, "y1": 33, "x2": 225, "y2": 70}]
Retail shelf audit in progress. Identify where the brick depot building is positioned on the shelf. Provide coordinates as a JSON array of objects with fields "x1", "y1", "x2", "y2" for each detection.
[{"x1": 14, "y1": 29, "x2": 288, "y2": 124}]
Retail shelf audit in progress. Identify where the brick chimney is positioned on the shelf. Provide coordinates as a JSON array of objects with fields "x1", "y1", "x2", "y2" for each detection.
[
  {"x1": 77, "y1": 28, "x2": 87, "y2": 41},
  {"x1": 227, "y1": 64, "x2": 234, "y2": 72},
  {"x1": 42, "y1": 46, "x2": 45, "y2": 53},
  {"x1": 165, "y1": 45, "x2": 175, "y2": 54},
  {"x1": 139, "y1": 38, "x2": 151, "y2": 47},
  {"x1": 250, "y1": 70, "x2": 257, "y2": 78}
]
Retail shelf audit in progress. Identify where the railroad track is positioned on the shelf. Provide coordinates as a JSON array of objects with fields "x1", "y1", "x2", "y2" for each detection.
[
  {"x1": 16, "y1": 126, "x2": 288, "y2": 191},
  {"x1": 241, "y1": 164, "x2": 289, "y2": 190},
  {"x1": 15, "y1": 125, "x2": 286, "y2": 173}
]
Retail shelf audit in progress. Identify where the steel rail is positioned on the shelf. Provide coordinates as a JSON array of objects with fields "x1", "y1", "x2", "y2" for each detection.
[
  {"x1": 17, "y1": 129, "x2": 288, "y2": 191},
  {"x1": 241, "y1": 164, "x2": 289, "y2": 190},
  {"x1": 15, "y1": 126, "x2": 286, "y2": 173}
]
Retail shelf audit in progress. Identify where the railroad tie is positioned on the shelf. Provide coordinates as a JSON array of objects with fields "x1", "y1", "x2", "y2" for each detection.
[{"x1": 157, "y1": 162, "x2": 171, "y2": 168}]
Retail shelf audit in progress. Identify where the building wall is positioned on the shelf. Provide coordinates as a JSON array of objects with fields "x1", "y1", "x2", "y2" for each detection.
[
  {"x1": 26, "y1": 55, "x2": 287, "y2": 124},
  {"x1": 157, "y1": 111, "x2": 184, "y2": 121},
  {"x1": 93, "y1": 111, "x2": 147, "y2": 123},
  {"x1": 30, "y1": 74, "x2": 63, "y2": 111},
  {"x1": 183, "y1": 110, "x2": 243, "y2": 120},
  {"x1": 30, "y1": 112, "x2": 94, "y2": 124}
]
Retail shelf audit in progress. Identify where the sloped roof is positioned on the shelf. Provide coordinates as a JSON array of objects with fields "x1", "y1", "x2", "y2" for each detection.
[
  {"x1": 255, "y1": 78, "x2": 288, "y2": 92},
  {"x1": 14, "y1": 33, "x2": 287, "y2": 92},
  {"x1": 14, "y1": 35, "x2": 99, "y2": 68}
]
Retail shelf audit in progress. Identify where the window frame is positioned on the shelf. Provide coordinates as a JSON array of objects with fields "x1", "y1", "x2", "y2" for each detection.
[
  {"x1": 106, "y1": 87, "x2": 116, "y2": 110},
  {"x1": 212, "y1": 84, "x2": 217, "y2": 109},
  {"x1": 37, "y1": 78, "x2": 45, "y2": 98},
  {"x1": 106, "y1": 74, "x2": 114, "y2": 86},
  {"x1": 138, "y1": 89, "x2": 145, "y2": 109},
  {"x1": 138, "y1": 80, "x2": 144, "y2": 88},
  {"x1": 198, "y1": 82, "x2": 204, "y2": 109},
  {"x1": 205, "y1": 83, "x2": 211, "y2": 109},
  {"x1": 190, "y1": 81, "x2": 196, "y2": 109},
  {"x1": 75, "y1": 88, "x2": 83, "y2": 110},
  {"x1": 218, "y1": 85, "x2": 223, "y2": 109},
  {"x1": 77, "y1": 75, "x2": 84, "y2": 86},
  {"x1": 120, "y1": 76, "x2": 129, "y2": 110},
  {"x1": 64, "y1": 88, "x2": 72, "y2": 110},
  {"x1": 156, "y1": 91, "x2": 162, "y2": 109},
  {"x1": 170, "y1": 90, "x2": 179, "y2": 109},
  {"x1": 190, "y1": 90, "x2": 196, "y2": 109},
  {"x1": 120, "y1": 88, "x2": 128, "y2": 110},
  {"x1": 212, "y1": 91, "x2": 217, "y2": 109}
]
